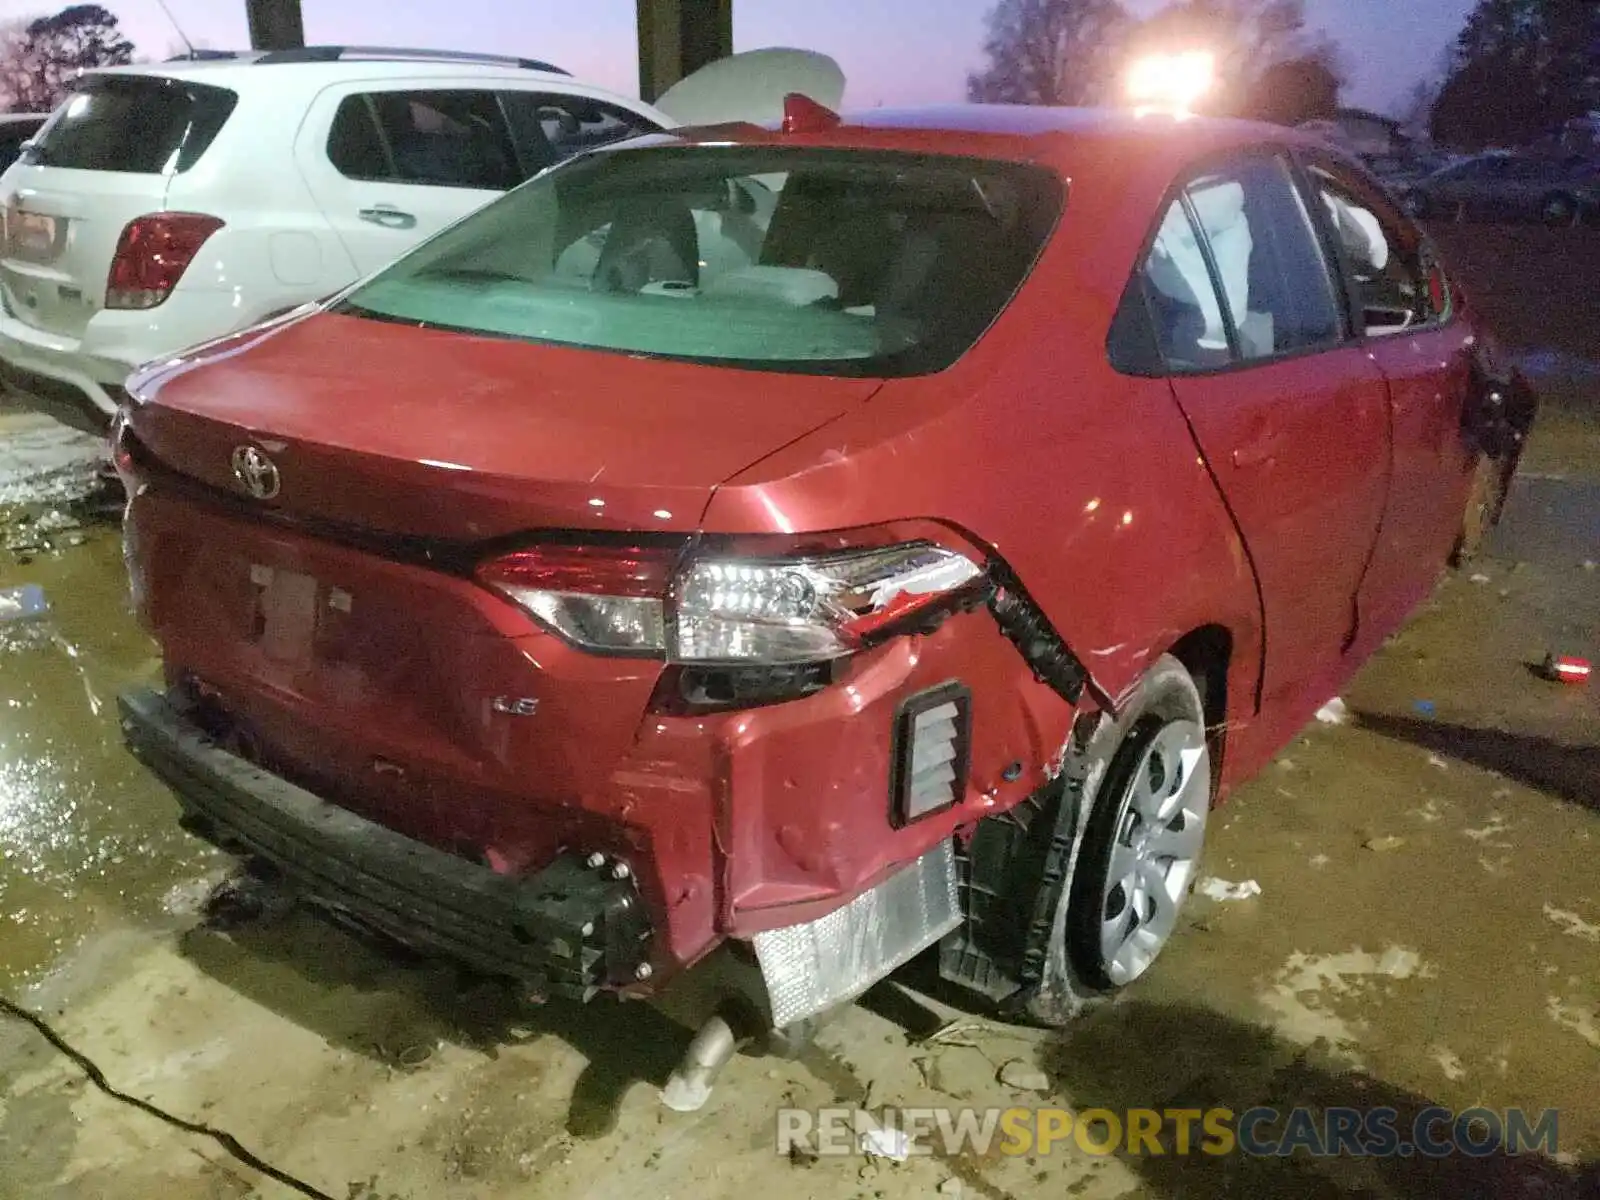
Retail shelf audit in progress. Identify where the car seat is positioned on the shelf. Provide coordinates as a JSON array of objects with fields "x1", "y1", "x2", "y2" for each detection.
[{"x1": 591, "y1": 200, "x2": 700, "y2": 293}]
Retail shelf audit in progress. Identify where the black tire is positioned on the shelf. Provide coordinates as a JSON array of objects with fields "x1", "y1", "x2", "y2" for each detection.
[
  {"x1": 1451, "y1": 444, "x2": 1525, "y2": 567},
  {"x1": 1016, "y1": 655, "x2": 1211, "y2": 1026}
]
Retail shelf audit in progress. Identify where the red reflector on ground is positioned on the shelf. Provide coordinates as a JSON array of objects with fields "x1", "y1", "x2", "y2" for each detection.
[{"x1": 1543, "y1": 654, "x2": 1592, "y2": 684}]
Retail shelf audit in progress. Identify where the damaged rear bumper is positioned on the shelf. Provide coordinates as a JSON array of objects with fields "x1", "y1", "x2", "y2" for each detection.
[
  {"x1": 118, "y1": 686, "x2": 966, "y2": 1023},
  {"x1": 117, "y1": 687, "x2": 651, "y2": 1001}
]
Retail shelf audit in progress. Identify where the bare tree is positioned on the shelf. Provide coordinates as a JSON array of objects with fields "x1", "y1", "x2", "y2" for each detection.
[
  {"x1": 0, "y1": 5, "x2": 133, "y2": 113},
  {"x1": 968, "y1": 0, "x2": 1134, "y2": 106},
  {"x1": 0, "y1": 20, "x2": 37, "y2": 112},
  {"x1": 1397, "y1": 74, "x2": 1443, "y2": 139},
  {"x1": 1244, "y1": 54, "x2": 1344, "y2": 125}
]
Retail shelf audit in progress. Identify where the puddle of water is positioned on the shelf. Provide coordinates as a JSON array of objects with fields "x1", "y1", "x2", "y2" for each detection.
[
  {"x1": 1256, "y1": 946, "x2": 1431, "y2": 1063},
  {"x1": 0, "y1": 523, "x2": 216, "y2": 990}
]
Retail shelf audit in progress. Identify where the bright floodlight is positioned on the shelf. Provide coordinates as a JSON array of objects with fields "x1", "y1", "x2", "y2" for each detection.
[{"x1": 1126, "y1": 50, "x2": 1216, "y2": 113}]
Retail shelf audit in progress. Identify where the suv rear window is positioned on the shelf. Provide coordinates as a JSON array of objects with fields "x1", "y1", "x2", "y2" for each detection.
[
  {"x1": 336, "y1": 146, "x2": 1064, "y2": 377},
  {"x1": 24, "y1": 76, "x2": 237, "y2": 174}
]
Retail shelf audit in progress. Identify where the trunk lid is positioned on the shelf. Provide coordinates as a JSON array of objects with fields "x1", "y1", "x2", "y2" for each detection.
[
  {"x1": 0, "y1": 73, "x2": 236, "y2": 339},
  {"x1": 129, "y1": 310, "x2": 881, "y2": 539}
]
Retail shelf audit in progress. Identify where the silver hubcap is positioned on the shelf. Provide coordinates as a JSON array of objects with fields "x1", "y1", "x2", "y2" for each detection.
[{"x1": 1098, "y1": 719, "x2": 1209, "y2": 986}]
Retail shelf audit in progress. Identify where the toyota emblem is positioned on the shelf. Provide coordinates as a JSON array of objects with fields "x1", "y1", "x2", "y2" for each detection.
[{"x1": 231, "y1": 445, "x2": 281, "y2": 500}]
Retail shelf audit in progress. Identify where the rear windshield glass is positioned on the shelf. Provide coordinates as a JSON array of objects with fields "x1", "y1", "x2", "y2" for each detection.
[
  {"x1": 335, "y1": 146, "x2": 1064, "y2": 376},
  {"x1": 24, "y1": 76, "x2": 237, "y2": 174}
]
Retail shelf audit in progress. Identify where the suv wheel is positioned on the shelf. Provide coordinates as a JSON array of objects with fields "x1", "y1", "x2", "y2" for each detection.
[{"x1": 1017, "y1": 655, "x2": 1212, "y2": 1025}]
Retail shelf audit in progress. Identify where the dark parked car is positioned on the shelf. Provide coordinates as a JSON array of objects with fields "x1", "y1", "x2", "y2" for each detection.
[
  {"x1": 0, "y1": 114, "x2": 47, "y2": 173},
  {"x1": 1402, "y1": 152, "x2": 1599, "y2": 225},
  {"x1": 111, "y1": 101, "x2": 1533, "y2": 1104}
]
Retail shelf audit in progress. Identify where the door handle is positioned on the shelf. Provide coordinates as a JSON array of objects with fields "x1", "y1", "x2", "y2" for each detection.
[{"x1": 358, "y1": 205, "x2": 417, "y2": 230}]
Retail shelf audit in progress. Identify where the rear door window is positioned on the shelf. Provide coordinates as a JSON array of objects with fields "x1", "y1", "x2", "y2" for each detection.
[
  {"x1": 499, "y1": 93, "x2": 660, "y2": 176},
  {"x1": 1304, "y1": 162, "x2": 1446, "y2": 335},
  {"x1": 1141, "y1": 154, "x2": 1344, "y2": 370},
  {"x1": 0, "y1": 121, "x2": 43, "y2": 172},
  {"x1": 24, "y1": 76, "x2": 236, "y2": 174},
  {"x1": 325, "y1": 90, "x2": 521, "y2": 191}
]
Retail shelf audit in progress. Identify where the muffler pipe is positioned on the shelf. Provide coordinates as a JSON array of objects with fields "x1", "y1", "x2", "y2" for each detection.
[{"x1": 660, "y1": 1013, "x2": 740, "y2": 1113}]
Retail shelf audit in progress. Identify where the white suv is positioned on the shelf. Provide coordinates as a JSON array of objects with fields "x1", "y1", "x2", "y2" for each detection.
[{"x1": 0, "y1": 46, "x2": 842, "y2": 432}]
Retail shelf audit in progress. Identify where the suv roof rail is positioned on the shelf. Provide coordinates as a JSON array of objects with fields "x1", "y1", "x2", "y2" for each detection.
[
  {"x1": 163, "y1": 49, "x2": 261, "y2": 61},
  {"x1": 251, "y1": 46, "x2": 570, "y2": 75}
]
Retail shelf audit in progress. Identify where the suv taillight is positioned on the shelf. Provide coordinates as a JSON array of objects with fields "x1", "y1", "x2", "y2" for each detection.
[
  {"x1": 476, "y1": 538, "x2": 986, "y2": 665},
  {"x1": 105, "y1": 213, "x2": 223, "y2": 310}
]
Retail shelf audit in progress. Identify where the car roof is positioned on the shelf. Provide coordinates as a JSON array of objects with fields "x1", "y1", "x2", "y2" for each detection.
[{"x1": 661, "y1": 103, "x2": 1329, "y2": 172}]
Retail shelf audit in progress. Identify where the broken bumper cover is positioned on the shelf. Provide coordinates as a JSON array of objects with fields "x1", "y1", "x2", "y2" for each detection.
[{"x1": 117, "y1": 687, "x2": 650, "y2": 1001}]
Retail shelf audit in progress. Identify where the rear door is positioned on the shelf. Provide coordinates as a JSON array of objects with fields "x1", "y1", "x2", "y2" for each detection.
[
  {"x1": 1143, "y1": 150, "x2": 1391, "y2": 708},
  {"x1": 1299, "y1": 153, "x2": 1477, "y2": 632},
  {"x1": 0, "y1": 74, "x2": 236, "y2": 339},
  {"x1": 296, "y1": 84, "x2": 524, "y2": 277}
]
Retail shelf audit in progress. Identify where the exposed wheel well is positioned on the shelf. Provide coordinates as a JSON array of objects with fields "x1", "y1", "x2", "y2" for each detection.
[{"x1": 1166, "y1": 625, "x2": 1232, "y2": 775}]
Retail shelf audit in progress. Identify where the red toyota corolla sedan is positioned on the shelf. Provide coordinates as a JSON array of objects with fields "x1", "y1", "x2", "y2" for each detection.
[{"x1": 113, "y1": 101, "x2": 1531, "y2": 1084}]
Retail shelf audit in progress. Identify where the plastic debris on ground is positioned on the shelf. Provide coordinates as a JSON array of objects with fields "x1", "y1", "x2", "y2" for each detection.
[
  {"x1": 1364, "y1": 835, "x2": 1406, "y2": 852},
  {"x1": 1541, "y1": 653, "x2": 1592, "y2": 685},
  {"x1": 1198, "y1": 877, "x2": 1262, "y2": 902},
  {"x1": 997, "y1": 1059, "x2": 1051, "y2": 1092},
  {"x1": 0, "y1": 583, "x2": 48, "y2": 622},
  {"x1": 1413, "y1": 699, "x2": 1437, "y2": 717},
  {"x1": 858, "y1": 1126, "x2": 911, "y2": 1162},
  {"x1": 1314, "y1": 697, "x2": 1348, "y2": 724}
]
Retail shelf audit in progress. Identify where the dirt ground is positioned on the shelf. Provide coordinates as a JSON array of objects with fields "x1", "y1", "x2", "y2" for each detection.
[{"x1": 0, "y1": 228, "x2": 1597, "y2": 1200}]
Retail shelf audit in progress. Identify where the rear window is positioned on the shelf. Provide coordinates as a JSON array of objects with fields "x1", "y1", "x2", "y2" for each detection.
[
  {"x1": 0, "y1": 120, "x2": 44, "y2": 172},
  {"x1": 335, "y1": 146, "x2": 1063, "y2": 377},
  {"x1": 24, "y1": 76, "x2": 237, "y2": 174}
]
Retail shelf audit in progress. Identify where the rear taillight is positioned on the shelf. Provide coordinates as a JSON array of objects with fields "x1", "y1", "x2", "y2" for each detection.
[
  {"x1": 105, "y1": 213, "x2": 223, "y2": 310},
  {"x1": 476, "y1": 544, "x2": 678, "y2": 658},
  {"x1": 475, "y1": 538, "x2": 986, "y2": 665}
]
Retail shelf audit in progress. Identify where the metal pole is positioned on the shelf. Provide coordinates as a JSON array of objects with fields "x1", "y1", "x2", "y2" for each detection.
[
  {"x1": 637, "y1": 0, "x2": 732, "y2": 102},
  {"x1": 245, "y1": 0, "x2": 305, "y2": 51}
]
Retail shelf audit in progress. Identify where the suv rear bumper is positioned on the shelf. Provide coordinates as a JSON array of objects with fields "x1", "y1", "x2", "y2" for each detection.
[
  {"x1": 118, "y1": 687, "x2": 653, "y2": 1000},
  {"x1": 0, "y1": 291, "x2": 247, "y2": 432},
  {"x1": 0, "y1": 327, "x2": 124, "y2": 434}
]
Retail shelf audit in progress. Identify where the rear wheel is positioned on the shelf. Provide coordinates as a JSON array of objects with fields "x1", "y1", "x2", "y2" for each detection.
[{"x1": 1019, "y1": 655, "x2": 1212, "y2": 1024}]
